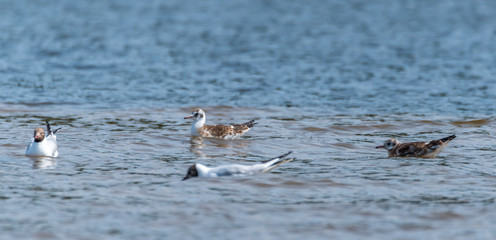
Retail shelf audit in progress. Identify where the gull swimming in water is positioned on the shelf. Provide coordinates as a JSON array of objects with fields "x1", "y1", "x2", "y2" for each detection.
[
  {"x1": 376, "y1": 135, "x2": 456, "y2": 158},
  {"x1": 182, "y1": 151, "x2": 294, "y2": 180},
  {"x1": 26, "y1": 121, "x2": 61, "y2": 157},
  {"x1": 184, "y1": 108, "x2": 257, "y2": 139}
]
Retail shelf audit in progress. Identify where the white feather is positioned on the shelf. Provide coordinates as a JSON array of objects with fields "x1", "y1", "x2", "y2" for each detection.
[
  {"x1": 26, "y1": 134, "x2": 58, "y2": 157},
  {"x1": 194, "y1": 152, "x2": 293, "y2": 178}
]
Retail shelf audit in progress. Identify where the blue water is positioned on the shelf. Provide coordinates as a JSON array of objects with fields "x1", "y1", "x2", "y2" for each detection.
[{"x1": 1, "y1": 0, "x2": 495, "y2": 239}]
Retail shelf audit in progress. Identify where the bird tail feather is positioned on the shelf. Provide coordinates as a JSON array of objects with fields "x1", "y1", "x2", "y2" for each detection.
[
  {"x1": 243, "y1": 120, "x2": 258, "y2": 128},
  {"x1": 262, "y1": 151, "x2": 294, "y2": 173},
  {"x1": 439, "y1": 135, "x2": 456, "y2": 143},
  {"x1": 46, "y1": 121, "x2": 62, "y2": 135}
]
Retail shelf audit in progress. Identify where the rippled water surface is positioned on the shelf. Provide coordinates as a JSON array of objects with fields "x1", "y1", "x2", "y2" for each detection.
[{"x1": 1, "y1": 0, "x2": 496, "y2": 239}]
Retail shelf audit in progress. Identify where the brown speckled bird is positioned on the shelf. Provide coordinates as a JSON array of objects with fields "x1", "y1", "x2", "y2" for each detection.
[
  {"x1": 376, "y1": 135, "x2": 456, "y2": 158},
  {"x1": 184, "y1": 108, "x2": 257, "y2": 139}
]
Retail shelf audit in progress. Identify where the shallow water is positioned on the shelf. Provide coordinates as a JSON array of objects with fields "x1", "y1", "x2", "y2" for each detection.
[{"x1": 1, "y1": 0, "x2": 496, "y2": 239}]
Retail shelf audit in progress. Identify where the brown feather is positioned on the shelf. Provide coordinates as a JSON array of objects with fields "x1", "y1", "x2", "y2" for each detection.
[
  {"x1": 426, "y1": 140, "x2": 443, "y2": 149},
  {"x1": 392, "y1": 142, "x2": 428, "y2": 157},
  {"x1": 391, "y1": 141, "x2": 445, "y2": 158},
  {"x1": 232, "y1": 124, "x2": 251, "y2": 135},
  {"x1": 202, "y1": 125, "x2": 233, "y2": 138}
]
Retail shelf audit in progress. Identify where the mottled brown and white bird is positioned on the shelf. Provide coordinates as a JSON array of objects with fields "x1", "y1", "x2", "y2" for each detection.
[
  {"x1": 184, "y1": 108, "x2": 257, "y2": 139},
  {"x1": 376, "y1": 135, "x2": 456, "y2": 158}
]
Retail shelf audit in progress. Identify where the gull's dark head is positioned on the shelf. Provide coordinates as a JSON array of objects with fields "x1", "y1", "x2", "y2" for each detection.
[
  {"x1": 33, "y1": 128, "x2": 45, "y2": 142},
  {"x1": 182, "y1": 164, "x2": 199, "y2": 181}
]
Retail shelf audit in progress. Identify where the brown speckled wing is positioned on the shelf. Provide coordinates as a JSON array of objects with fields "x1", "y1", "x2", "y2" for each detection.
[
  {"x1": 232, "y1": 120, "x2": 256, "y2": 134},
  {"x1": 426, "y1": 140, "x2": 443, "y2": 149},
  {"x1": 203, "y1": 125, "x2": 233, "y2": 138},
  {"x1": 392, "y1": 142, "x2": 428, "y2": 157},
  {"x1": 232, "y1": 124, "x2": 250, "y2": 135}
]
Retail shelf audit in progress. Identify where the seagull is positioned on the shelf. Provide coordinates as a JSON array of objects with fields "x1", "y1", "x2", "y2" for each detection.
[
  {"x1": 182, "y1": 151, "x2": 294, "y2": 180},
  {"x1": 376, "y1": 135, "x2": 456, "y2": 158},
  {"x1": 26, "y1": 121, "x2": 61, "y2": 157},
  {"x1": 184, "y1": 108, "x2": 257, "y2": 139}
]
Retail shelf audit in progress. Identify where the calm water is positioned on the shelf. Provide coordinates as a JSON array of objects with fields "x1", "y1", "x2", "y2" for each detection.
[{"x1": 1, "y1": 0, "x2": 496, "y2": 239}]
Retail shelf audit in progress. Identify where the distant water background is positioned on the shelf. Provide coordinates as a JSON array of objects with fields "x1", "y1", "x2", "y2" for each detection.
[{"x1": 0, "y1": 0, "x2": 495, "y2": 239}]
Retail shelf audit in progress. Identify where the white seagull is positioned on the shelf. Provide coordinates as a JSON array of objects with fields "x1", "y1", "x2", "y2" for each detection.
[
  {"x1": 182, "y1": 151, "x2": 294, "y2": 180},
  {"x1": 184, "y1": 108, "x2": 257, "y2": 139},
  {"x1": 26, "y1": 121, "x2": 61, "y2": 157}
]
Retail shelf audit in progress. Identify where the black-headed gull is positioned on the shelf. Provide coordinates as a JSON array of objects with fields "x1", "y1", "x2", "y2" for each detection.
[
  {"x1": 182, "y1": 151, "x2": 294, "y2": 180},
  {"x1": 26, "y1": 121, "x2": 61, "y2": 157},
  {"x1": 376, "y1": 135, "x2": 456, "y2": 158},
  {"x1": 184, "y1": 108, "x2": 257, "y2": 139}
]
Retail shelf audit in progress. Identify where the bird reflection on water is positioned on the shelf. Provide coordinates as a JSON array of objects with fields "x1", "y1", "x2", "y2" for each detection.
[
  {"x1": 189, "y1": 136, "x2": 250, "y2": 158},
  {"x1": 28, "y1": 156, "x2": 57, "y2": 169}
]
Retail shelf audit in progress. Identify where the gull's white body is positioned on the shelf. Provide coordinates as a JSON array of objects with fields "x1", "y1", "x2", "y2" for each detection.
[
  {"x1": 26, "y1": 135, "x2": 58, "y2": 157},
  {"x1": 196, "y1": 155, "x2": 292, "y2": 178},
  {"x1": 191, "y1": 116, "x2": 206, "y2": 137}
]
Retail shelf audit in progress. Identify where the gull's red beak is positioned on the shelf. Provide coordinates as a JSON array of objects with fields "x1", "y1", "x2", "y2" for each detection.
[
  {"x1": 375, "y1": 145, "x2": 384, "y2": 149},
  {"x1": 184, "y1": 115, "x2": 193, "y2": 119}
]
